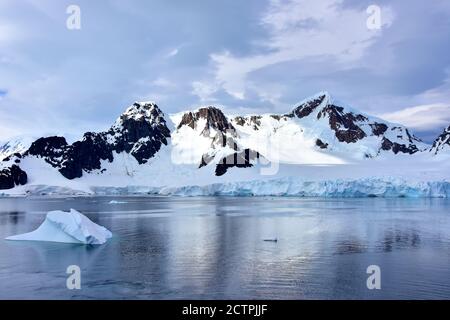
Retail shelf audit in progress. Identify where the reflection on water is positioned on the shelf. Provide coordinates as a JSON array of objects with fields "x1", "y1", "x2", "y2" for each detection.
[
  {"x1": 0, "y1": 197, "x2": 449, "y2": 299},
  {"x1": 379, "y1": 229, "x2": 422, "y2": 252}
]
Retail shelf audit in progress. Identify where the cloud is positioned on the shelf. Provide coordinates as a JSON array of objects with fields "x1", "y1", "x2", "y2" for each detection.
[
  {"x1": 210, "y1": 0, "x2": 394, "y2": 99},
  {"x1": 379, "y1": 103, "x2": 450, "y2": 130},
  {"x1": 166, "y1": 48, "x2": 179, "y2": 58},
  {"x1": 0, "y1": 0, "x2": 449, "y2": 141},
  {"x1": 191, "y1": 81, "x2": 219, "y2": 102},
  {"x1": 151, "y1": 77, "x2": 174, "y2": 88}
]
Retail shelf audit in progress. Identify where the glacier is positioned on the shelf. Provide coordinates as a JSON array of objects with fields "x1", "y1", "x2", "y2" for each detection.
[
  {"x1": 83, "y1": 177, "x2": 450, "y2": 198},
  {"x1": 5, "y1": 209, "x2": 112, "y2": 245}
]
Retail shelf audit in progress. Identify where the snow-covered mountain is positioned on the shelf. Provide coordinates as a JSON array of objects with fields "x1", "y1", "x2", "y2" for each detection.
[
  {"x1": 22, "y1": 101, "x2": 171, "y2": 180},
  {"x1": 229, "y1": 92, "x2": 427, "y2": 163},
  {"x1": 1, "y1": 92, "x2": 448, "y2": 195},
  {"x1": 0, "y1": 135, "x2": 36, "y2": 161},
  {"x1": 430, "y1": 125, "x2": 450, "y2": 154}
]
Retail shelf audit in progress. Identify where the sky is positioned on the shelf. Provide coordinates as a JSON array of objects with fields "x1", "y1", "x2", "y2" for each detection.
[{"x1": 0, "y1": 0, "x2": 449, "y2": 143}]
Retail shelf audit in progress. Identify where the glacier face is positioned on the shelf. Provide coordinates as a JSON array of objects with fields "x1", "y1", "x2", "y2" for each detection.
[
  {"x1": 83, "y1": 177, "x2": 450, "y2": 198},
  {"x1": 155, "y1": 178, "x2": 450, "y2": 198}
]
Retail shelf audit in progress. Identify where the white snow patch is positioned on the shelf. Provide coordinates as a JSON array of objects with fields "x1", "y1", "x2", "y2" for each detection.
[{"x1": 108, "y1": 200, "x2": 128, "y2": 204}]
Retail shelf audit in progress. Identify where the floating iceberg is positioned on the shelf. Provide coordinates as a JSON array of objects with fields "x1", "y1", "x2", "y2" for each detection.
[
  {"x1": 108, "y1": 200, "x2": 128, "y2": 204},
  {"x1": 5, "y1": 209, "x2": 112, "y2": 245}
]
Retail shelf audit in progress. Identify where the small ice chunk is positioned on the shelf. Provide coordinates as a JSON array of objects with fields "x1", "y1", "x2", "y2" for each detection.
[
  {"x1": 5, "y1": 209, "x2": 112, "y2": 245},
  {"x1": 108, "y1": 200, "x2": 128, "y2": 204}
]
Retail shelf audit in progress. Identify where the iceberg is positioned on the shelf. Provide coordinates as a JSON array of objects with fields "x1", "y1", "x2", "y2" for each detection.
[
  {"x1": 109, "y1": 200, "x2": 128, "y2": 204},
  {"x1": 5, "y1": 209, "x2": 112, "y2": 245}
]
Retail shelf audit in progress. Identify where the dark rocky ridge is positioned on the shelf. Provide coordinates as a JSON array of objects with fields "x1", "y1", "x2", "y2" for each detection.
[
  {"x1": 317, "y1": 104, "x2": 368, "y2": 143},
  {"x1": 177, "y1": 107, "x2": 241, "y2": 168},
  {"x1": 316, "y1": 139, "x2": 329, "y2": 149},
  {"x1": 291, "y1": 95, "x2": 327, "y2": 118},
  {"x1": 230, "y1": 93, "x2": 423, "y2": 155},
  {"x1": 381, "y1": 138, "x2": 419, "y2": 154},
  {"x1": 430, "y1": 125, "x2": 450, "y2": 154},
  {"x1": 177, "y1": 107, "x2": 235, "y2": 136},
  {"x1": 1, "y1": 102, "x2": 171, "y2": 185},
  {"x1": 233, "y1": 116, "x2": 262, "y2": 130},
  {"x1": 215, "y1": 149, "x2": 260, "y2": 176},
  {"x1": 0, "y1": 165, "x2": 27, "y2": 190},
  {"x1": 288, "y1": 94, "x2": 422, "y2": 154}
]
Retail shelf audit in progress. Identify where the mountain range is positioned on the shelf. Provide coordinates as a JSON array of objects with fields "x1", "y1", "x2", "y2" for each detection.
[{"x1": 1, "y1": 91, "x2": 449, "y2": 194}]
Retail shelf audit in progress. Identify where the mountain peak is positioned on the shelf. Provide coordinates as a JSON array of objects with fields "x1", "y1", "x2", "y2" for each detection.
[
  {"x1": 177, "y1": 106, "x2": 234, "y2": 134},
  {"x1": 291, "y1": 91, "x2": 331, "y2": 119},
  {"x1": 431, "y1": 125, "x2": 450, "y2": 154},
  {"x1": 119, "y1": 101, "x2": 164, "y2": 123}
]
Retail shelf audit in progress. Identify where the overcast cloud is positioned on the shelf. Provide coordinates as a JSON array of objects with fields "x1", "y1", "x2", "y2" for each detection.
[{"x1": 0, "y1": 0, "x2": 449, "y2": 142}]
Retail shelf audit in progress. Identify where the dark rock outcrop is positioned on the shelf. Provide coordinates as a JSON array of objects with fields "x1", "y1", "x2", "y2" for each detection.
[
  {"x1": 430, "y1": 125, "x2": 450, "y2": 154},
  {"x1": 317, "y1": 105, "x2": 368, "y2": 143},
  {"x1": 17, "y1": 102, "x2": 171, "y2": 180},
  {"x1": 316, "y1": 139, "x2": 329, "y2": 149},
  {"x1": 178, "y1": 107, "x2": 235, "y2": 136},
  {"x1": 215, "y1": 149, "x2": 260, "y2": 176},
  {"x1": 370, "y1": 123, "x2": 388, "y2": 136},
  {"x1": 233, "y1": 115, "x2": 262, "y2": 130},
  {"x1": 26, "y1": 136, "x2": 69, "y2": 168},
  {"x1": 381, "y1": 138, "x2": 419, "y2": 154},
  {"x1": 291, "y1": 94, "x2": 327, "y2": 118},
  {"x1": 0, "y1": 165, "x2": 27, "y2": 190}
]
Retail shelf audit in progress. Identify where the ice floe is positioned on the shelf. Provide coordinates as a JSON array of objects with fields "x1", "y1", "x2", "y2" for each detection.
[{"x1": 5, "y1": 209, "x2": 112, "y2": 245}]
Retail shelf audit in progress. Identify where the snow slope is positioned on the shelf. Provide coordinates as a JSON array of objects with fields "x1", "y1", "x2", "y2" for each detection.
[{"x1": 0, "y1": 135, "x2": 36, "y2": 161}]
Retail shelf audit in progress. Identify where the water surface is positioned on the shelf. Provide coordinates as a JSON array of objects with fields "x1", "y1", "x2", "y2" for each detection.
[{"x1": 0, "y1": 196, "x2": 449, "y2": 299}]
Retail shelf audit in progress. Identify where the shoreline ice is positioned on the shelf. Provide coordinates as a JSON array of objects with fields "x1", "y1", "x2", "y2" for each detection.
[{"x1": 1, "y1": 177, "x2": 449, "y2": 198}]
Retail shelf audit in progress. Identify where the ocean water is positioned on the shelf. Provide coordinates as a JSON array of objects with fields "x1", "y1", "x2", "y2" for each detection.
[{"x1": 0, "y1": 196, "x2": 449, "y2": 300}]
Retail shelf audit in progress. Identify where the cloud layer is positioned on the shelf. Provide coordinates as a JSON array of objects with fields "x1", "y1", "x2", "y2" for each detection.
[{"x1": 0, "y1": 0, "x2": 449, "y2": 143}]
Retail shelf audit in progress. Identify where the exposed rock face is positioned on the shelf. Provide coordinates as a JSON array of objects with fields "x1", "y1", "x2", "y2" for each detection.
[
  {"x1": 287, "y1": 92, "x2": 423, "y2": 154},
  {"x1": 215, "y1": 149, "x2": 260, "y2": 176},
  {"x1": 316, "y1": 139, "x2": 329, "y2": 149},
  {"x1": 291, "y1": 94, "x2": 328, "y2": 118},
  {"x1": 0, "y1": 165, "x2": 27, "y2": 190},
  {"x1": 370, "y1": 123, "x2": 388, "y2": 136},
  {"x1": 430, "y1": 125, "x2": 450, "y2": 154},
  {"x1": 378, "y1": 125, "x2": 421, "y2": 154},
  {"x1": 177, "y1": 106, "x2": 240, "y2": 167},
  {"x1": 109, "y1": 102, "x2": 170, "y2": 160},
  {"x1": 233, "y1": 116, "x2": 262, "y2": 130},
  {"x1": 318, "y1": 104, "x2": 368, "y2": 143},
  {"x1": 19, "y1": 102, "x2": 171, "y2": 180},
  {"x1": 178, "y1": 107, "x2": 235, "y2": 136},
  {"x1": 26, "y1": 136, "x2": 69, "y2": 168},
  {"x1": 58, "y1": 133, "x2": 114, "y2": 179}
]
